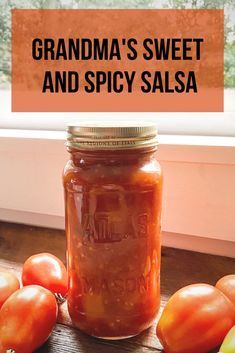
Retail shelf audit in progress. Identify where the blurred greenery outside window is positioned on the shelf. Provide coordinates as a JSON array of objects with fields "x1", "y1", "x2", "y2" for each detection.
[{"x1": 0, "y1": 0, "x2": 234, "y2": 89}]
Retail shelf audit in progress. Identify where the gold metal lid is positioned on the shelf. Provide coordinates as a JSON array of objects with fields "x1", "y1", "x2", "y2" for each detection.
[{"x1": 66, "y1": 123, "x2": 158, "y2": 150}]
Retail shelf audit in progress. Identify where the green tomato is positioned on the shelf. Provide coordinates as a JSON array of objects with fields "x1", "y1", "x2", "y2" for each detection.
[{"x1": 220, "y1": 326, "x2": 235, "y2": 353}]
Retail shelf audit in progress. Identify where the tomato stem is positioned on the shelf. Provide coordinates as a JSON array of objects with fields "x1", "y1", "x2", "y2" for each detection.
[{"x1": 55, "y1": 293, "x2": 66, "y2": 305}]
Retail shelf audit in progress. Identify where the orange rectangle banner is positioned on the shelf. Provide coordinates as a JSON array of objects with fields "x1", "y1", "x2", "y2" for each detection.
[{"x1": 12, "y1": 9, "x2": 224, "y2": 112}]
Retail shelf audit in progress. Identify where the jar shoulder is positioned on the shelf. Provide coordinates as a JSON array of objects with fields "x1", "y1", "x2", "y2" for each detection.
[{"x1": 63, "y1": 158, "x2": 162, "y2": 188}]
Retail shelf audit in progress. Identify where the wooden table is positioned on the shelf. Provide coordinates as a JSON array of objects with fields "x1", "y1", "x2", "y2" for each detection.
[{"x1": 0, "y1": 221, "x2": 234, "y2": 353}]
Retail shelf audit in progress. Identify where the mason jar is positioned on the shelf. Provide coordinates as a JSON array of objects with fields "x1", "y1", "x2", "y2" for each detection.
[{"x1": 63, "y1": 124, "x2": 162, "y2": 339}]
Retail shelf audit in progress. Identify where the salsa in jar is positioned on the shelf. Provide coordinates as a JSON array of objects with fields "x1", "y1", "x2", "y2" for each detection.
[{"x1": 63, "y1": 124, "x2": 162, "y2": 339}]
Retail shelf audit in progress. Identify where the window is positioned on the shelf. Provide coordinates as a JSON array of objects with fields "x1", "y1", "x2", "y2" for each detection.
[
  {"x1": 0, "y1": 0, "x2": 234, "y2": 135},
  {"x1": 0, "y1": 1, "x2": 234, "y2": 255}
]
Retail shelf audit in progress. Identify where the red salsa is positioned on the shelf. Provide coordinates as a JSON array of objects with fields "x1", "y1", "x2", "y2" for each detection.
[{"x1": 63, "y1": 124, "x2": 162, "y2": 339}]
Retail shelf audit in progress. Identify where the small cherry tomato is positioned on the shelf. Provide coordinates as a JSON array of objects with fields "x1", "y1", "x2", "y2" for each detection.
[
  {"x1": 157, "y1": 284, "x2": 235, "y2": 353},
  {"x1": 220, "y1": 325, "x2": 235, "y2": 353},
  {"x1": 22, "y1": 253, "x2": 68, "y2": 297},
  {"x1": 0, "y1": 271, "x2": 20, "y2": 309},
  {"x1": 0, "y1": 285, "x2": 58, "y2": 353},
  {"x1": 216, "y1": 275, "x2": 235, "y2": 307}
]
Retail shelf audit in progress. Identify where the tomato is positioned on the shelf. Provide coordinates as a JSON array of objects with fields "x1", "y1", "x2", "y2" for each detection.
[
  {"x1": 220, "y1": 326, "x2": 235, "y2": 353},
  {"x1": 216, "y1": 275, "x2": 235, "y2": 307},
  {"x1": 22, "y1": 253, "x2": 68, "y2": 297},
  {"x1": 157, "y1": 284, "x2": 235, "y2": 353},
  {"x1": 0, "y1": 271, "x2": 20, "y2": 309},
  {"x1": 0, "y1": 285, "x2": 58, "y2": 353}
]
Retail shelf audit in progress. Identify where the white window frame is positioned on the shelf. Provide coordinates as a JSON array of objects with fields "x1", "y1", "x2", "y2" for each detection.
[{"x1": 0, "y1": 128, "x2": 235, "y2": 258}]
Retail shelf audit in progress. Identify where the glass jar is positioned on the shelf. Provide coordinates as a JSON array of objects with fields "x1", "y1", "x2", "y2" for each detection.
[{"x1": 63, "y1": 124, "x2": 162, "y2": 339}]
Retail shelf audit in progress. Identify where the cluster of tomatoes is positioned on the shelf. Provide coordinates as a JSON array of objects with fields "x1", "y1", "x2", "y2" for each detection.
[
  {"x1": 157, "y1": 275, "x2": 235, "y2": 353},
  {"x1": 0, "y1": 253, "x2": 68, "y2": 353},
  {"x1": 1, "y1": 252, "x2": 235, "y2": 353}
]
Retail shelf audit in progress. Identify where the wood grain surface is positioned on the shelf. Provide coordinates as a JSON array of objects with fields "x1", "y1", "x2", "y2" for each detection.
[{"x1": 0, "y1": 221, "x2": 234, "y2": 353}]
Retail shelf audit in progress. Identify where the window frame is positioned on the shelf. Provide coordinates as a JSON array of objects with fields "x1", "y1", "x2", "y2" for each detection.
[{"x1": 0, "y1": 129, "x2": 234, "y2": 257}]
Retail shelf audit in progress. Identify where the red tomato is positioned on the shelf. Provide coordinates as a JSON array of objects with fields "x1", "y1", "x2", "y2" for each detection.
[
  {"x1": 216, "y1": 275, "x2": 235, "y2": 307},
  {"x1": 22, "y1": 253, "x2": 68, "y2": 297},
  {"x1": 0, "y1": 271, "x2": 20, "y2": 309},
  {"x1": 0, "y1": 285, "x2": 58, "y2": 353},
  {"x1": 220, "y1": 325, "x2": 235, "y2": 353},
  {"x1": 157, "y1": 284, "x2": 235, "y2": 353}
]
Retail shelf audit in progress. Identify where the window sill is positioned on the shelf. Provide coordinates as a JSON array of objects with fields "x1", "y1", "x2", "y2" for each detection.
[
  {"x1": 0, "y1": 129, "x2": 234, "y2": 256},
  {"x1": 0, "y1": 128, "x2": 234, "y2": 162}
]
